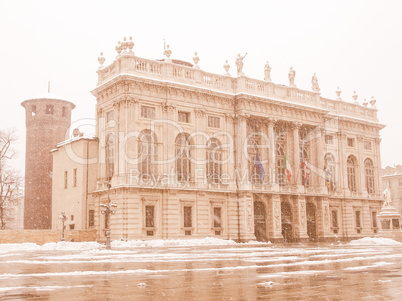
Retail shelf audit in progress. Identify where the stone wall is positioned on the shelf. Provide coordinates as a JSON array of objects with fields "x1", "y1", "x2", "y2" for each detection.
[{"x1": 0, "y1": 229, "x2": 97, "y2": 245}]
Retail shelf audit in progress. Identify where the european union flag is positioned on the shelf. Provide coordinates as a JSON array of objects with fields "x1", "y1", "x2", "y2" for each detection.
[{"x1": 254, "y1": 153, "x2": 265, "y2": 184}]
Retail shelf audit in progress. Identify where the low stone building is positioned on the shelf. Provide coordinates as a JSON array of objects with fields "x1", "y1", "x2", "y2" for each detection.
[
  {"x1": 53, "y1": 38, "x2": 385, "y2": 242},
  {"x1": 382, "y1": 165, "x2": 402, "y2": 216}
]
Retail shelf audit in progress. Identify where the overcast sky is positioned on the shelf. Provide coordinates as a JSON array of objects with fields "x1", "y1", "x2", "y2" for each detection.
[{"x1": 1, "y1": 0, "x2": 401, "y2": 174}]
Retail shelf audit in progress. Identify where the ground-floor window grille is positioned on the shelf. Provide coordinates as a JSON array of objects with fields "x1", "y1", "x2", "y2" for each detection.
[{"x1": 213, "y1": 207, "x2": 222, "y2": 235}]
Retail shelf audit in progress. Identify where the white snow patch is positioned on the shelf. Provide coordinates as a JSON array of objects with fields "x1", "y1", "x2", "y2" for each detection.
[
  {"x1": 349, "y1": 237, "x2": 402, "y2": 246},
  {"x1": 258, "y1": 281, "x2": 275, "y2": 287}
]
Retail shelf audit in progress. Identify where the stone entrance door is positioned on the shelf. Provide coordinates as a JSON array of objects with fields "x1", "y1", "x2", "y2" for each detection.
[
  {"x1": 306, "y1": 203, "x2": 317, "y2": 241},
  {"x1": 254, "y1": 201, "x2": 267, "y2": 241},
  {"x1": 281, "y1": 202, "x2": 293, "y2": 242}
]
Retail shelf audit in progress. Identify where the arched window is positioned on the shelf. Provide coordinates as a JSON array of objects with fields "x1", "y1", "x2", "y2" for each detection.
[
  {"x1": 275, "y1": 125, "x2": 286, "y2": 186},
  {"x1": 347, "y1": 155, "x2": 357, "y2": 192},
  {"x1": 206, "y1": 138, "x2": 222, "y2": 184},
  {"x1": 364, "y1": 158, "x2": 375, "y2": 193},
  {"x1": 175, "y1": 133, "x2": 191, "y2": 182},
  {"x1": 138, "y1": 130, "x2": 157, "y2": 177},
  {"x1": 106, "y1": 132, "x2": 115, "y2": 180},
  {"x1": 247, "y1": 133, "x2": 261, "y2": 184},
  {"x1": 324, "y1": 153, "x2": 336, "y2": 189}
]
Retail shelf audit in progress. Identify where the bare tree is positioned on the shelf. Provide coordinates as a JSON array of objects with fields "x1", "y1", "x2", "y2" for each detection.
[{"x1": 0, "y1": 129, "x2": 22, "y2": 229}]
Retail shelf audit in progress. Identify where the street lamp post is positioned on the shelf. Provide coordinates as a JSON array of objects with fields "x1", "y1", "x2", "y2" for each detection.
[
  {"x1": 59, "y1": 211, "x2": 67, "y2": 241},
  {"x1": 100, "y1": 196, "x2": 117, "y2": 249}
]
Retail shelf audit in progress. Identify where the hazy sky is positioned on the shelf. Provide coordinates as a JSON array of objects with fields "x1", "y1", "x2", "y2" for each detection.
[{"x1": 1, "y1": 0, "x2": 401, "y2": 174}]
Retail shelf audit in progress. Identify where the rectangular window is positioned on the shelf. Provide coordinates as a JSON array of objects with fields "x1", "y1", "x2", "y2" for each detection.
[
  {"x1": 372, "y1": 211, "x2": 377, "y2": 228},
  {"x1": 184, "y1": 206, "x2": 192, "y2": 228},
  {"x1": 347, "y1": 138, "x2": 355, "y2": 147},
  {"x1": 73, "y1": 168, "x2": 77, "y2": 187},
  {"x1": 331, "y1": 210, "x2": 338, "y2": 228},
  {"x1": 364, "y1": 141, "x2": 372, "y2": 150},
  {"x1": 325, "y1": 135, "x2": 334, "y2": 145},
  {"x1": 141, "y1": 106, "x2": 155, "y2": 119},
  {"x1": 355, "y1": 210, "x2": 361, "y2": 228},
  {"x1": 107, "y1": 111, "x2": 114, "y2": 122},
  {"x1": 69, "y1": 224, "x2": 75, "y2": 230},
  {"x1": 213, "y1": 207, "x2": 222, "y2": 228},
  {"x1": 178, "y1": 111, "x2": 190, "y2": 123},
  {"x1": 71, "y1": 215, "x2": 74, "y2": 221},
  {"x1": 62, "y1": 106, "x2": 67, "y2": 117},
  {"x1": 46, "y1": 105, "x2": 54, "y2": 115},
  {"x1": 64, "y1": 171, "x2": 68, "y2": 189},
  {"x1": 145, "y1": 205, "x2": 155, "y2": 228},
  {"x1": 208, "y1": 116, "x2": 220, "y2": 128},
  {"x1": 88, "y1": 210, "x2": 95, "y2": 227},
  {"x1": 31, "y1": 105, "x2": 37, "y2": 116}
]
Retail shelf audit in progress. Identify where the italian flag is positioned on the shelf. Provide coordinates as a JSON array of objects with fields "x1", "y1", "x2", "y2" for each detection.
[{"x1": 283, "y1": 153, "x2": 292, "y2": 182}]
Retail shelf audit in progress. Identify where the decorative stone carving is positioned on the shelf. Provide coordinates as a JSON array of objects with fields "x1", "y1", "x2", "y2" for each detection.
[
  {"x1": 370, "y1": 96, "x2": 376, "y2": 108},
  {"x1": 193, "y1": 52, "x2": 200, "y2": 69},
  {"x1": 98, "y1": 52, "x2": 105, "y2": 69},
  {"x1": 311, "y1": 73, "x2": 320, "y2": 93},
  {"x1": 194, "y1": 108, "x2": 205, "y2": 117},
  {"x1": 264, "y1": 61, "x2": 272, "y2": 82},
  {"x1": 288, "y1": 66, "x2": 296, "y2": 87},
  {"x1": 235, "y1": 53, "x2": 247, "y2": 77},
  {"x1": 352, "y1": 91, "x2": 359, "y2": 104},
  {"x1": 300, "y1": 200, "x2": 306, "y2": 230},
  {"x1": 127, "y1": 36, "x2": 135, "y2": 54},
  {"x1": 164, "y1": 44, "x2": 172, "y2": 63},
  {"x1": 115, "y1": 41, "x2": 122, "y2": 56},
  {"x1": 162, "y1": 102, "x2": 176, "y2": 113},
  {"x1": 223, "y1": 60, "x2": 230, "y2": 76},
  {"x1": 274, "y1": 200, "x2": 281, "y2": 230}
]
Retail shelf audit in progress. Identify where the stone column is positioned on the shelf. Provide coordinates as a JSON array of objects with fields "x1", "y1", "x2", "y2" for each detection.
[
  {"x1": 237, "y1": 114, "x2": 251, "y2": 190},
  {"x1": 237, "y1": 193, "x2": 256, "y2": 241},
  {"x1": 374, "y1": 137, "x2": 382, "y2": 195},
  {"x1": 338, "y1": 132, "x2": 348, "y2": 194},
  {"x1": 266, "y1": 194, "x2": 283, "y2": 242},
  {"x1": 293, "y1": 196, "x2": 309, "y2": 242},
  {"x1": 194, "y1": 109, "x2": 207, "y2": 189},
  {"x1": 292, "y1": 123, "x2": 303, "y2": 190},
  {"x1": 267, "y1": 118, "x2": 277, "y2": 188},
  {"x1": 161, "y1": 103, "x2": 176, "y2": 187},
  {"x1": 225, "y1": 114, "x2": 236, "y2": 190},
  {"x1": 317, "y1": 127, "x2": 325, "y2": 190},
  {"x1": 316, "y1": 197, "x2": 332, "y2": 241},
  {"x1": 357, "y1": 135, "x2": 365, "y2": 196}
]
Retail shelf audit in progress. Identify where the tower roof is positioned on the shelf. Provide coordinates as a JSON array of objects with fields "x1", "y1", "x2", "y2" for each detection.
[{"x1": 21, "y1": 92, "x2": 76, "y2": 109}]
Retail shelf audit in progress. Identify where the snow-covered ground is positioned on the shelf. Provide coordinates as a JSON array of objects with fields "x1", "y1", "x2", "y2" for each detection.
[
  {"x1": 0, "y1": 237, "x2": 401, "y2": 300},
  {"x1": 0, "y1": 236, "x2": 399, "y2": 252}
]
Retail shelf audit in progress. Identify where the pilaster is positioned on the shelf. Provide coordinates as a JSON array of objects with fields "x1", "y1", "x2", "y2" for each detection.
[{"x1": 293, "y1": 196, "x2": 309, "y2": 241}]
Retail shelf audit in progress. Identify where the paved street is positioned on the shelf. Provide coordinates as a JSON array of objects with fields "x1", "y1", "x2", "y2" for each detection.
[{"x1": 0, "y1": 238, "x2": 402, "y2": 300}]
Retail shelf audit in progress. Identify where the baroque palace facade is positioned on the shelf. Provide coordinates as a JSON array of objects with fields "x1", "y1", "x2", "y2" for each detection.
[{"x1": 52, "y1": 38, "x2": 384, "y2": 242}]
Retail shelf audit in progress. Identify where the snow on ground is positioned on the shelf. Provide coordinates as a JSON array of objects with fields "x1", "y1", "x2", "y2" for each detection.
[
  {"x1": 0, "y1": 237, "x2": 269, "y2": 253},
  {"x1": 349, "y1": 237, "x2": 402, "y2": 246}
]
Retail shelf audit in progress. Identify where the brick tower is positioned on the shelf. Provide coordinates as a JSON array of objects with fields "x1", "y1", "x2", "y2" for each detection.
[{"x1": 21, "y1": 93, "x2": 75, "y2": 229}]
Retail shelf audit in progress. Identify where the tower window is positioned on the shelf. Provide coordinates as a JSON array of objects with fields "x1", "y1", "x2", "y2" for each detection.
[
  {"x1": 31, "y1": 105, "x2": 37, "y2": 116},
  {"x1": 46, "y1": 105, "x2": 54, "y2": 115},
  {"x1": 88, "y1": 210, "x2": 95, "y2": 227},
  {"x1": 73, "y1": 168, "x2": 77, "y2": 187}
]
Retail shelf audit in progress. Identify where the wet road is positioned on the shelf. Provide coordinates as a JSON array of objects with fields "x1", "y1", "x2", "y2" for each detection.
[{"x1": 0, "y1": 240, "x2": 402, "y2": 300}]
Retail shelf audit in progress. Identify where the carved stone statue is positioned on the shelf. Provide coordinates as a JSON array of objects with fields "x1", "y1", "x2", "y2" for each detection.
[
  {"x1": 264, "y1": 61, "x2": 272, "y2": 82},
  {"x1": 383, "y1": 187, "x2": 392, "y2": 206},
  {"x1": 288, "y1": 66, "x2": 296, "y2": 87},
  {"x1": 235, "y1": 52, "x2": 247, "y2": 77},
  {"x1": 311, "y1": 73, "x2": 320, "y2": 92},
  {"x1": 164, "y1": 44, "x2": 172, "y2": 63}
]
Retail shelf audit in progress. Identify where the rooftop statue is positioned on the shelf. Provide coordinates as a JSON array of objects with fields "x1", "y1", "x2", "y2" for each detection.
[
  {"x1": 312, "y1": 73, "x2": 320, "y2": 92},
  {"x1": 383, "y1": 187, "x2": 392, "y2": 206},
  {"x1": 264, "y1": 61, "x2": 272, "y2": 82},
  {"x1": 164, "y1": 44, "x2": 172, "y2": 63},
  {"x1": 288, "y1": 66, "x2": 296, "y2": 87},
  {"x1": 235, "y1": 53, "x2": 247, "y2": 77}
]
